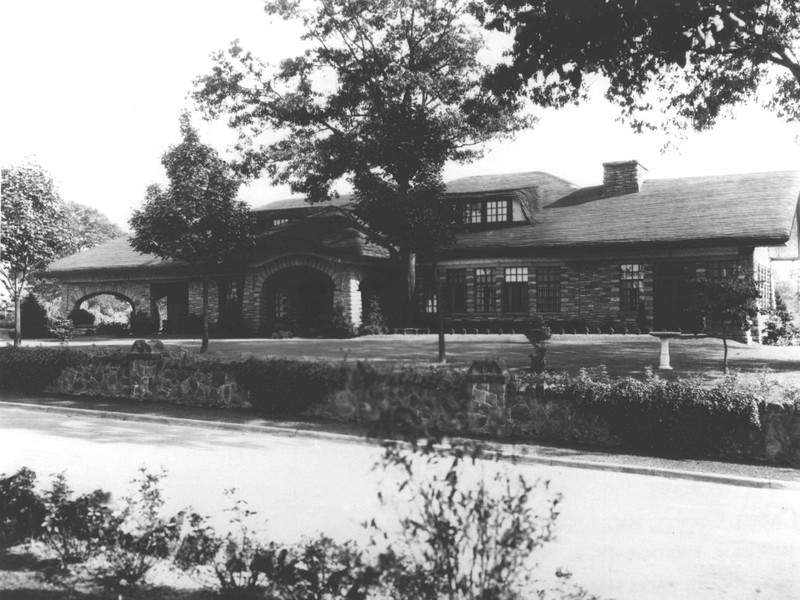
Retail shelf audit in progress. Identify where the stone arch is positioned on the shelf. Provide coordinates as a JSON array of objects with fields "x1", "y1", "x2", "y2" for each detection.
[{"x1": 64, "y1": 282, "x2": 148, "y2": 316}]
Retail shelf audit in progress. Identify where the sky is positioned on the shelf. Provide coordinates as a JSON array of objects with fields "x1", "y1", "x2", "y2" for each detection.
[{"x1": 4, "y1": 0, "x2": 800, "y2": 231}]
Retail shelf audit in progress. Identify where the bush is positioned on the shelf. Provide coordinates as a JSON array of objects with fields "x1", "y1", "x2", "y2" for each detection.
[
  {"x1": 129, "y1": 310, "x2": 158, "y2": 336},
  {"x1": 234, "y1": 358, "x2": 350, "y2": 415},
  {"x1": 0, "y1": 467, "x2": 47, "y2": 549},
  {"x1": 213, "y1": 313, "x2": 253, "y2": 338},
  {"x1": 523, "y1": 315, "x2": 551, "y2": 373},
  {"x1": 21, "y1": 294, "x2": 49, "y2": 338},
  {"x1": 328, "y1": 299, "x2": 355, "y2": 338},
  {"x1": 67, "y1": 307, "x2": 95, "y2": 326},
  {"x1": 359, "y1": 294, "x2": 388, "y2": 335},
  {"x1": 95, "y1": 321, "x2": 128, "y2": 337},
  {"x1": 49, "y1": 317, "x2": 75, "y2": 344},
  {"x1": 41, "y1": 473, "x2": 112, "y2": 568},
  {"x1": 563, "y1": 371, "x2": 761, "y2": 455},
  {"x1": 0, "y1": 347, "x2": 86, "y2": 392}
]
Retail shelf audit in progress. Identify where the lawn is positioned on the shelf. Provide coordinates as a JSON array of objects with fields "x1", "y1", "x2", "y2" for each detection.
[{"x1": 21, "y1": 333, "x2": 800, "y2": 383}]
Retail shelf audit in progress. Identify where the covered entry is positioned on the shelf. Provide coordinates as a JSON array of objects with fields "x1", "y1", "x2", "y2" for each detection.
[
  {"x1": 262, "y1": 267, "x2": 334, "y2": 335},
  {"x1": 150, "y1": 281, "x2": 189, "y2": 333}
]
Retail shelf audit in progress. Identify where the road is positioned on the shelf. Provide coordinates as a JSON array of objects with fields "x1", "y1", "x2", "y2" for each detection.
[{"x1": 1, "y1": 404, "x2": 798, "y2": 600}]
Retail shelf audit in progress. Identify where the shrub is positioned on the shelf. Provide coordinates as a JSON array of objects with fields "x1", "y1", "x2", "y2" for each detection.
[
  {"x1": 359, "y1": 294, "x2": 388, "y2": 335},
  {"x1": 21, "y1": 294, "x2": 50, "y2": 338},
  {"x1": 328, "y1": 299, "x2": 355, "y2": 338},
  {"x1": 234, "y1": 358, "x2": 350, "y2": 415},
  {"x1": 129, "y1": 310, "x2": 158, "y2": 336},
  {"x1": 374, "y1": 448, "x2": 562, "y2": 600},
  {"x1": 67, "y1": 307, "x2": 95, "y2": 326},
  {"x1": 563, "y1": 371, "x2": 761, "y2": 455},
  {"x1": 0, "y1": 467, "x2": 47, "y2": 549},
  {"x1": 523, "y1": 315, "x2": 551, "y2": 373},
  {"x1": 95, "y1": 321, "x2": 128, "y2": 337},
  {"x1": 41, "y1": 473, "x2": 111, "y2": 568},
  {"x1": 0, "y1": 347, "x2": 86, "y2": 392},
  {"x1": 95, "y1": 468, "x2": 185, "y2": 587},
  {"x1": 49, "y1": 317, "x2": 75, "y2": 345},
  {"x1": 213, "y1": 313, "x2": 253, "y2": 338}
]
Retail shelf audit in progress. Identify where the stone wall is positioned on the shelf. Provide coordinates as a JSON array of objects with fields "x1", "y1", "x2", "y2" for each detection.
[{"x1": 45, "y1": 355, "x2": 250, "y2": 409}]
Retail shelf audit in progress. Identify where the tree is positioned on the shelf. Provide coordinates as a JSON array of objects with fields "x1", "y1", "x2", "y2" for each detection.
[
  {"x1": 0, "y1": 161, "x2": 71, "y2": 345},
  {"x1": 690, "y1": 276, "x2": 761, "y2": 371},
  {"x1": 129, "y1": 115, "x2": 255, "y2": 353},
  {"x1": 479, "y1": 0, "x2": 800, "y2": 136},
  {"x1": 194, "y1": 0, "x2": 528, "y2": 324}
]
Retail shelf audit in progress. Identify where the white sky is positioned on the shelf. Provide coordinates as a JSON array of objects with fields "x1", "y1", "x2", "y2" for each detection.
[{"x1": 4, "y1": 0, "x2": 800, "y2": 230}]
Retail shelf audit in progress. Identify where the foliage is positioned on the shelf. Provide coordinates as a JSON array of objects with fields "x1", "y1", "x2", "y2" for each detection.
[
  {"x1": 523, "y1": 315, "x2": 552, "y2": 373},
  {"x1": 562, "y1": 370, "x2": 762, "y2": 456},
  {"x1": 762, "y1": 290, "x2": 800, "y2": 345},
  {"x1": 0, "y1": 160, "x2": 72, "y2": 345},
  {"x1": 194, "y1": 0, "x2": 528, "y2": 318},
  {"x1": 0, "y1": 346, "x2": 86, "y2": 392},
  {"x1": 479, "y1": 0, "x2": 800, "y2": 138},
  {"x1": 175, "y1": 491, "x2": 296, "y2": 599},
  {"x1": 95, "y1": 321, "x2": 128, "y2": 337},
  {"x1": 49, "y1": 316, "x2": 75, "y2": 345},
  {"x1": 0, "y1": 467, "x2": 47, "y2": 549},
  {"x1": 128, "y1": 310, "x2": 158, "y2": 336},
  {"x1": 328, "y1": 298, "x2": 356, "y2": 339},
  {"x1": 95, "y1": 468, "x2": 185, "y2": 587},
  {"x1": 20, "y1": 293, "x2": 50, "y2": 338},
  {"x1": 373, "y1": 447, "x2": 562, "y2": 600},
  {"x1": 290, "y1": 535, "x2": 379, "y2": 600},
  {"x1": 690, "y1": 276, "x2": 761, "y2": 371},
  {"x1": 129, "y1": 114, "x2": 255, "y2": 353},
  {"x1": 40, "y1": 473, "x2": 111, "y2": 568},
  {"x1": 359, "y1": 294, "x2": 389, "y2": 336},
  {"x1": 234, "y1": 358, "x2": 351, "y2": 415},
  {"x1": 68, "y1": 307, "x2": 95, "y2": 326},
  {"x1": 62, "y1": 201, "x2": 125, "y2": 256}
]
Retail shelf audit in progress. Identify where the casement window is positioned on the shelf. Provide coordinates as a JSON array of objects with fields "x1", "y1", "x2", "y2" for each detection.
[
  {"x1": 443, "y1": 269, "x2": 467, "y2": 313},
  {"x1": 422, "y1": 271, "x2": 438, "y2": 314},
  {"x1": 502, "y1": 267, "x2": 529, "y2": 312},
  {"x1": 620, "y1": 264, "x2": 644, "y2": 311},
  {"x1": 463, "y1": 200, "x2": 512, "y2": 225},
  {"x1": 272, "y1": 218, "x2": 290, "y2": 226},
  {"x1": 536, "y1": 267, "x2": 561, "y2": 313},
  {"x1": 707, "y1": 260, "x2": 738, "y2": 280},
  {"x1": 274, "y1": 290, "x2": 290, "y2": 319},
  {"x1": 756, "y1": 263, "x2": 773, "y2": 311},
  {"x1": 218, "y1": 278, "x2": 244, "y2": 318},
  {"x1": 474, "y1": 268, "x2": 495, "y2": 312}
]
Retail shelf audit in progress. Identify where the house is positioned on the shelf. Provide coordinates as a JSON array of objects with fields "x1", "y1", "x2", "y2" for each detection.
[{"x1": 46, "y1": 161, "x2": 800, "y2": 341}]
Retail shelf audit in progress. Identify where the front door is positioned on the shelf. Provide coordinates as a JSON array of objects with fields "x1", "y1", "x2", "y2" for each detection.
[{"x1": 653, "y1": 263, "x2": 695, "y2": 331}]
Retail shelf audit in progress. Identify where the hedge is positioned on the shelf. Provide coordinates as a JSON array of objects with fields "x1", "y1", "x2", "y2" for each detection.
[{"x1": 0, "y1": 347, "x2": 88, "y2": 393}]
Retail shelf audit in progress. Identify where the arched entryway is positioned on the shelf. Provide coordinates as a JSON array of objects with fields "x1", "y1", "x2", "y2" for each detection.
[
  {"x1": 262, "y1": 267, "x2": 335, "y2": 336},
  {"x1": 73, "y1": 292, "x2": 136, "y2": 320}
]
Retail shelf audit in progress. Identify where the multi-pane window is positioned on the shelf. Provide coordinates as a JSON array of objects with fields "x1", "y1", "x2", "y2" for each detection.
[
  {"x1": 474, "y1": 268, "x2": 495, "y2": 312},
  {"x1": 443, "y1": 269, "x2": 467, "y2": 313},
  {"x1": 620, "y1": 264, "x2": 644, "y2": 311},
  {"x1": 462, "y1": 200, "x2": 511, "y2": 225},
  {"x1": 756, "y1": 264, "x2": 773, "y2": 311},
  {"x1": 275, "y1": 290, "x2": 290, "y2": 319},
  {"x1": 421, "y1": 271, "x2": 438, "y2": 314},
  {"x1": 464, "y1": 203, "x2": 482, "y2": 224},
  {"x1": 502, "y1": 267, "x2": 529, "y2": 312},
  {"x1": 486, "y1": 200, "x2": 508, "y2": 223},
  {"x1": 272, "y1": 218, "x2": 290, "y2": 226},
  {"x1": 536, "y1": 267, "x2": 561, "y2": 313},
  {"x1": 218, "y1": 279, "x2": 244, "y2": 319},
  {"x1": 707, "y1": 261, "x2": 737, "y2": 280}
]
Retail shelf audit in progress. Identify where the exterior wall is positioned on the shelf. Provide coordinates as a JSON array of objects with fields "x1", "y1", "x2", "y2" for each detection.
[{"x1": 426, "y1": 245, "x2": 762, "y2": 340}]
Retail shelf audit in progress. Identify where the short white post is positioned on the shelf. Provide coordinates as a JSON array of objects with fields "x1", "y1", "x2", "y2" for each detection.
[{"x1": 658, "y1": 338, "x2": 672, "y2": 370}]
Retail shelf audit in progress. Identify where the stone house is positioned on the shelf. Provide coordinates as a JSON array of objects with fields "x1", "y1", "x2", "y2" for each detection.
[{"x1": 46, "y1": 161, "x2": 800, "y2": 341}]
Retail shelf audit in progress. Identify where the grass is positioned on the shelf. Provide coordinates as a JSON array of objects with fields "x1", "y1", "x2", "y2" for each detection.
[{"x1": 17, "y1": 332, "x2": 800, "y2": 384}]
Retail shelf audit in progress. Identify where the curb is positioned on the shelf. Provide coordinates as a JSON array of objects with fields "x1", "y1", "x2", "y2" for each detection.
[{"x1": 3, "y1": 401, "x2": 798, "y2": 491}]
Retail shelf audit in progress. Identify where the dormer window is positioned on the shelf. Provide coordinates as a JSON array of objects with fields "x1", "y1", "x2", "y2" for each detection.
[{"x1": 463, "y1": 200, "x2": 512, "y2": 225}]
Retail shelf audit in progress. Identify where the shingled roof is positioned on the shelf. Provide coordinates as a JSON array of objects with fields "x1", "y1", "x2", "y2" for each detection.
[
  {"x1": 450, "y1": 170, "x2": 800, "y2": 253},
  {"x1": 46, "y1": 168, "x2": 800, "y2": 275}
]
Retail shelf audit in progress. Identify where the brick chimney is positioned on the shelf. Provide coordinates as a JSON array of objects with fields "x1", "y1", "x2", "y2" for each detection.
[{"x1": 602, "y1": 160, "x2": 648, "y2": 197}]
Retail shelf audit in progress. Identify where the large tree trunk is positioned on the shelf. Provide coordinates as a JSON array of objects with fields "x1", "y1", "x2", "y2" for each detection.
[
  {"x1": 200, "y1": 269, "x2": 210, "y2": 354},
  {"x1": 433, "y1": 259, "x2": 446, "y2": 363},
  {"x1": 401, "y1": 247, "x2": 416, "y2": 327},
  {"x1": 722, "y1": 322, "x2": 728, "y2": 373}
]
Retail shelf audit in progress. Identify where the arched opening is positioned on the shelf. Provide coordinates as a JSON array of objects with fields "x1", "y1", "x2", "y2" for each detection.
[
  {"x1": 150, "y1": 281, "x2": 189, "y2": 333},
  {"x1": 262, "y1": 267, "x2": 334, "y2": 336},
  {"x1": 73, "y1": 292, "x2": 135, "y2": 332}
]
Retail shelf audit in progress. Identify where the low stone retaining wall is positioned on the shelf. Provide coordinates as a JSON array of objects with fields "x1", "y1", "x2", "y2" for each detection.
[{"x1": 45, "y1": 354, "x2": 250, "y2": 409}]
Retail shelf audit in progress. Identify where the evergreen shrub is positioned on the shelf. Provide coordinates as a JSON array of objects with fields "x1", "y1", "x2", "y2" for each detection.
[
  {"x1": 0, "y1": 347, "x2": 86, "y2": 392},
  {"x1": 129, "y1": 311, "x2": 158, "y2": 336},
  {"x1": 68, "y1": 307, "x2": 95, "y2": 326},
  {"x1": 20, "y1": 294, "x2": 49, "y2": 338}
]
